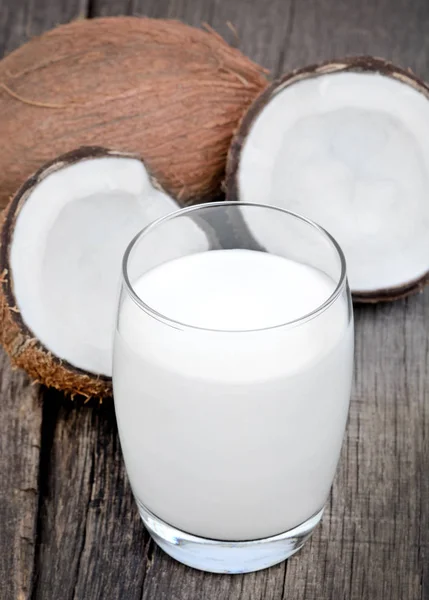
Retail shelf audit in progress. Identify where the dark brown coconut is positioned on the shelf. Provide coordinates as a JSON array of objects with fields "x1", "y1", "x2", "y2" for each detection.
[
  {"x1": 0, "y1": 16, "x2": 267, "y2": 209},
  {"x1": 225, "y1": 56, "x2": 429, "y2": 303},
  {"x1": 0, "y1": 147, "x2": 175, "y2": 399}
]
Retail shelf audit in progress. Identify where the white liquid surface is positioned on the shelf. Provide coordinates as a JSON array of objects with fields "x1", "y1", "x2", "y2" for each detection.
[{"x1": 113, "y1": 249, "x2": 353, "y2": 540}]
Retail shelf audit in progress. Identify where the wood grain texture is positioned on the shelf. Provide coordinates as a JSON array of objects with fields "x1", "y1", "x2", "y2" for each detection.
[
  {"x1": 0, "y1": 350, "x2": 42, "y2": 600},
  {"x1": 30, "y1": 398, "x2": 152, "y2": 599},
  {"x1": 281, "y1": 294, "x2": 429, "y2": 599},
  {"x1": 0, "y1": 0, "x2": 88, "y2": 56},
  {"x1": 1, "y1": 0, "x2": 429, "y2": 599},
  {"x1": 279, "y1": 0, "x2": 429, "y2": 75},
  {"x1": 0, "y1": 3, "x2": 88, "y2": 600}
]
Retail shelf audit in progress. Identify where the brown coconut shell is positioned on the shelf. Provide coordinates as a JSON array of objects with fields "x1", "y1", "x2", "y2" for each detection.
[
  {"x1": 0, "y1": 16, "x2": 268, "y2": 209},
  {"x1": 351, "y1": 273, "x2": 429, "y2": 304},
  {"x1": 225, "y1": 56, "x2": 429, "y2": 303},
  {"x1": 0, "y1": 146, "x2": 159, "y2": 400}
]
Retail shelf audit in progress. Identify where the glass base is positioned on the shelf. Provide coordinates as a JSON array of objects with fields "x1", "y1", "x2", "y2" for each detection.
[{"x1": 137, "y1": 501, "x2": 324, "y2": 574}]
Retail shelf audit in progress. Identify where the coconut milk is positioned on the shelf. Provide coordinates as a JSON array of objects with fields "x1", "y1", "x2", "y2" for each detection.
[{"x1": 113, "y1": 249, "x2": 353, "y2": 541}]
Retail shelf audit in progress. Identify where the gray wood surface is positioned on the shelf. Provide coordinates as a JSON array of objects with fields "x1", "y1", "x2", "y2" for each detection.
[
  {"x1": 1, "y1": 0, "x2": 429, "y2": 599},
  {"x1": 0, "y1": 350, "x2": 41, "y2": 600},
  {"x1": 0, "y1": 4, "x2": 85, "y2": 600}
]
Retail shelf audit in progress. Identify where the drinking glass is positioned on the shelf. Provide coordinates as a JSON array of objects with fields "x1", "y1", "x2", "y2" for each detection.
[{"x1": 113, "y1": 202, "x2": 353, "y2": 574}]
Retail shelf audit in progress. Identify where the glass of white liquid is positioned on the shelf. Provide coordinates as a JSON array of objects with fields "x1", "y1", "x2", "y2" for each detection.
[{"x1": 113, "y1": 202, "x2": 353, "y2": 574}]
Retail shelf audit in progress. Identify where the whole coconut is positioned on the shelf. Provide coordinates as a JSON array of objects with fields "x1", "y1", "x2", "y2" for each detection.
[{"x1": 0, "y1": 17, "x2": 267, "y2": 208}]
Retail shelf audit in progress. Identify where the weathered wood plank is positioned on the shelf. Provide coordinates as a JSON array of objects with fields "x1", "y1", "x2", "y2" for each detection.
[
  {"x1": 200, "y1": 0, "x2": 295, "y2": 75},
  {"x1": 0, "y1": 350, "x2": 42, "y2": 600},
  {"x1": 0, "y1": 3, "x2": 89, "y2": 600},
  {"x1": 279, "y1": 0, "x2": 429, "y2": 74},
  {"x1": 0, "y1": 0, "x2": 88, "y2": 55},
  {"x1": 88, "y1": 0, "x2": 429, "y2": 80},
  {"x1": 31, "y1": 398, "x2": 151, "y2": 599},
  {"x1": 88, "y1": 0, "x2": 134, "y2": 18},
  {"x1": 141, "y1": 552, "x2": 287, "y2": 600},
  {"x1": 282, "y1": 294, "x2": 429, "y2": 599}
]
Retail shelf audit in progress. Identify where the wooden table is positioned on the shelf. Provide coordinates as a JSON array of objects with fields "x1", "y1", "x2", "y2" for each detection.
[{"x1": 1, "y1": 1, "x2": 429, "y2": 598}]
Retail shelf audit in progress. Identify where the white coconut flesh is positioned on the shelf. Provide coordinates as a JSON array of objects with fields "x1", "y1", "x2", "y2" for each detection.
[
  {"x1": 238, "y1": 71, "x2": 429, "y2": 293},
  {"x1": 10, "y1": 156, "x2": 183, "y2": 377}
]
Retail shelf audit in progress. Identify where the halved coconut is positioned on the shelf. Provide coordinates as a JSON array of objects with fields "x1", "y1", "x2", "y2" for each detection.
[
  {"x1": 226, "y1": 57, "x2": 429, "y2": 301},
  {"x1": 0, "y1": 147, "x2": 200, "y2": 398}
]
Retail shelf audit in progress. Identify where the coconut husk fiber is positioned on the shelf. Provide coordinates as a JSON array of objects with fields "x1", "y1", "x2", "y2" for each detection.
[{"x1": 0, "y1": 16, "x2": 268, "y2": 209}]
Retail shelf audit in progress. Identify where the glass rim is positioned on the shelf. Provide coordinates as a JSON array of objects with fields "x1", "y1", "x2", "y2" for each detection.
[{"x1": 122, "y1": 201, "x2": 348, "y2": 333}]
